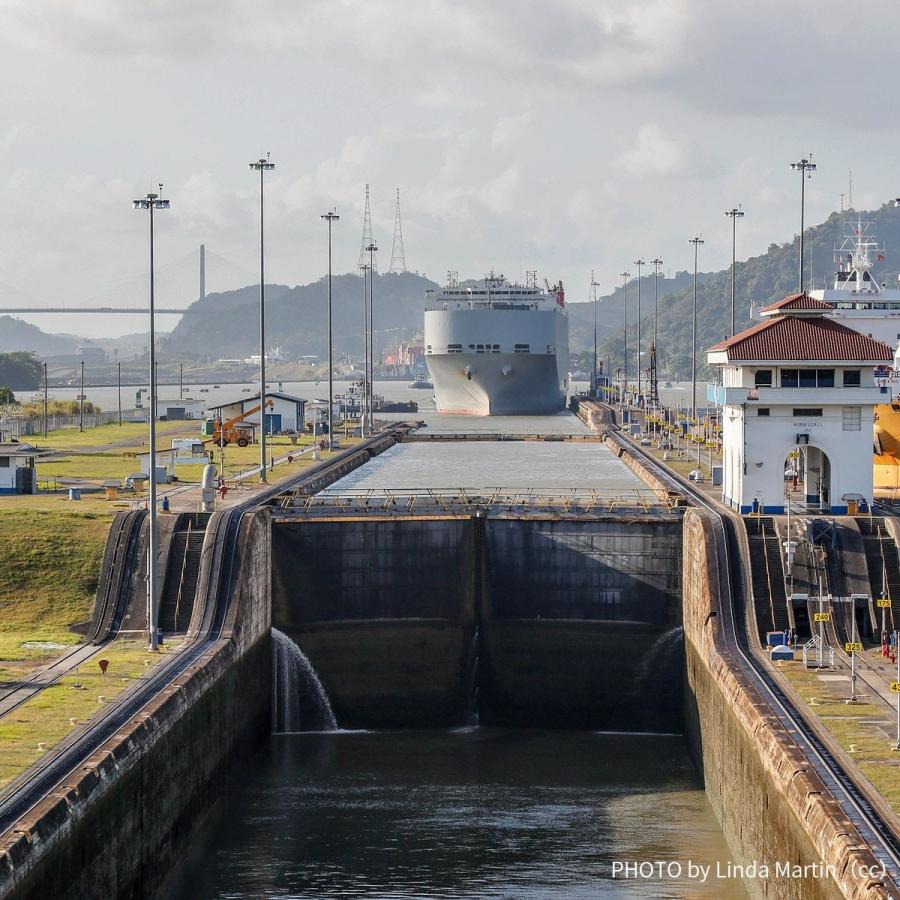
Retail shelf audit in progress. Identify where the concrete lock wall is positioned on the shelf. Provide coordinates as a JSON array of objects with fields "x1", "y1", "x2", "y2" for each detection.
[
  {"x1": 272, "y1": 517, "x2": 476, "y2": 728},
  {"x1": 0, "y1": 509, "x2": 272, "y2": 900},
  {"x1": 682, "y1": 509, "x2": 894, "y2": 900},
  {"x1": 272, "y1": 513, "x2": 683, "y2": 730}
]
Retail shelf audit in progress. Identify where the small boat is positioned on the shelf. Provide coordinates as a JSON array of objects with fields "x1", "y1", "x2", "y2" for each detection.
[
  {"x1": 200, "y1": 388, "x2": 209, "y2": 393},
  {"x1": 408, "y1": 373, "x2": 434, "y2": 390},
  {"x1": 664, "y1": 381, "x2": 673, "y2": 389},
  {"x1": 212, "y1": 384, "x2": 221, "y2": 389},
  {"x1": 242, "y1": 387, "x2": 251, "y2": 393}
]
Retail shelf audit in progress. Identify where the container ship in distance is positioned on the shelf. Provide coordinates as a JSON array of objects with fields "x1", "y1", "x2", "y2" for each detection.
[{"x1": 424, "y1": 272, "x2": 569, "y2": 415}]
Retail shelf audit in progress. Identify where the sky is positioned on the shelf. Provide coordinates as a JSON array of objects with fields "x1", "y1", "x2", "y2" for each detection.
[{"x1": 2, "y1": 0, "x2": 900, "y2": 338}]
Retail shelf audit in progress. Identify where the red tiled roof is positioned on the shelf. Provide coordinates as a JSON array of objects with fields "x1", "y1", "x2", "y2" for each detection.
[
  {"x1": 760, "y1": 292, "x2": 833, "y2": 313},
  {"x1": 708, "y1": 314, "x2": 893, "y2": 362}
]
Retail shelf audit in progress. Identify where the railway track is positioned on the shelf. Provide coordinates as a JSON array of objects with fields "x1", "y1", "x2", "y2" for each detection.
[
  {"x1": 605, "y1": 424, "x2": 900, "y2": 884},
  {"x1": 0, "y1": 429, "x2": 400, "y2": 837}
]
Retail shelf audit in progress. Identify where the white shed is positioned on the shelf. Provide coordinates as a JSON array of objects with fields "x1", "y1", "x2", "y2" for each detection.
[
  {"x1": 0, "y1": 442, "x2": 52, "y2": 495},
  {"x1": 207, "y1": 391, "x2": 306, "y2": 434}
]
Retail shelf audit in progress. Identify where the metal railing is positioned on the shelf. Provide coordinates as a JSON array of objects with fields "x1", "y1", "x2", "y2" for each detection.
[{"x1": 278, "y1": 486, "x2": 676, "y2": 514}]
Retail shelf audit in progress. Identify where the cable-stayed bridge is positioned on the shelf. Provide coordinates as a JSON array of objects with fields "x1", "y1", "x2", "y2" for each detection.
[{"x1": 0, "y1": 246, "x2": 257, "y2": 317}]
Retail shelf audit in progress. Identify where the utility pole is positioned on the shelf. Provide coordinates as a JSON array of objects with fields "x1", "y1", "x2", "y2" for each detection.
[
  {"x1": 250, "y1": 154, "x2": 275, "y2": 484},
  {"x1": 724, "y1": 206, "x2": 745, "y2": 337},
  {"x1": 689, "y1": 236, "x2": 704, "y2": 421},
  {"x1": 366, "y1": 241, "x2": 378, "y2": 434},
  {"x1": 79, "y1": 360, "x2": 84, "y2": 432},
  {"x1": 360, "y1": 263, "x2": 369, "y2": 436},
  {"x1": 117, "y1": 361, "x2": 122, "y2": 426},
  {"x1": 791, "y1": 156, "x2": 816, "y2": 294},
  {"x1": 634, "y1": 259, "x2": 645, "y2": 401},
  {"x1": 620, "y1": 271, "x2": 630, "y2": 401},
  {"x1": 650, "y1": 258, "x2": 663, "y2": 351},
  {"x1": 133, "y1": 187, "x2": 170, "y2": 652},
  {"x1": 322, "y1": 209, "x2": 340, "y2": 450},
  {"x1": 590, "y1": 271, "x2": 600, "y2": 398},
  {"x1": 179, "y1": 362, "x2": 183, "y2": 399},
  {"x1": 42, "y1": 363, "x2": 48, "y2": 438}
]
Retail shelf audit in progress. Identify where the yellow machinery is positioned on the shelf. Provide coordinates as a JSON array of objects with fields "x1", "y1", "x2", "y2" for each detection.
[
  {"x1": 874, "y1": 402, "x2": 900, "y2": 490},
  {"x1": 203, "y1": 399, "x2": 274, "y2": 448}
]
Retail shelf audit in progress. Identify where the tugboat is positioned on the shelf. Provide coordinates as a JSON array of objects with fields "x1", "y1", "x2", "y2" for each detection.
[{"x1": 408, "y1": 372, "x2": 434, "y2": 390}]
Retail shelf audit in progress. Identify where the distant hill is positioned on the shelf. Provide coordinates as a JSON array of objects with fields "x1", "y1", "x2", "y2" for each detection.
[
  {"x1": 577, "y1": 201, "x2": 900, "y2": 378},
  {"x1": 165, "y1": 272, "x2": 439, "y2": 361},
  {"x1": 0, "y1": 316, "x2": 77, "y2": 356}
]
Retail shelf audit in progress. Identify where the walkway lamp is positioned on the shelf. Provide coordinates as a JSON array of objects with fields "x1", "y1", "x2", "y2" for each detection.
[
  {"x1": 689, "y1": 236, "x2": 704, "y2": 420},
  {"x1": 791, "y1": 157, "x2": 816, "y2": 293},
  {"x1": 724, "y1": 207, "x2": 744, "y2": 337},
  {"x1": 321, "y1": 210, "x2": 340, "y2": 450},
  {"x1": 250, "y1": 154, "x2": 275, "y2": 483},
  {"x1": 133, "y1": 188, "x2": 170, "y2": 652},
  {"x1": 620, "y1": 271, "x2": 630, "y2": 400}
]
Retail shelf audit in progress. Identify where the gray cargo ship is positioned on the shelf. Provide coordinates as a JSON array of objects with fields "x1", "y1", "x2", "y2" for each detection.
[{"x1": 424, "y1": 273, "x2": 569, "y2": 415}]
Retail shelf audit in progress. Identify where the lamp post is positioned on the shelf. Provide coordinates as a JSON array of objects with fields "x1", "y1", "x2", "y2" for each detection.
[
  {"x1": 42, "y1": 363, "x2": 48, "y2": 438},
  {"x1": 117, "y1": 361, "x2": 122, "y2": 426},
  {"x1": 321, "y1": 210, "x2": 340, "y2": 450},
  {"x1": 724, "y1": 206, "x2": 744, "y2": 337},
  {"x1": 79, "y1": 360, "x2": 84, "y2": 432},
  {"x1": 366, "y1": 241, "x2": 378, "y2": 434},
  {"x1": 360, "y1": 263, "x2": 369, "y2": 436},
  {"x1": 590, "y1": 271, "x2": 600, "y2": 398},
  {"x1": 620, "y1": 271, "x2": 630, "y2": 401},
  {"x1": 634, "y1": 259, "x2": 645, "y2": 401},
  {"x1": 689, "y1": 236, "x2": 704, "y2": 421},
  {"x1": 249, "y1": 154, "x2": 275, "y2": 483},
  {"x1": 650, "y1": 258, "x2": 663, "y2": 351},
  {"x1": 133, "y1": 188, "x2": 170, "y2": 652},
  {"x1": 791, "y1": 156, "x2": 816, "y2": 293}
]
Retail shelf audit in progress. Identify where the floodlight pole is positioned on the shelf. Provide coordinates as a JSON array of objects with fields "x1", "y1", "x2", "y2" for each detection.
[
  {"x1": 117, "y1": 361, "x2": 122, "y2": 426},
  {"x1": 791, "y1": 157, "x2": 816, "y2": 293},
  {"x1": 133, "y1": 188, "x2": 170, "y2": 652},
  {"x1": 79, "y1": 361, "x2": 84, "y2": 432},
  {"x1": 366, "y1": 241, "x2": 378, "y2": 434},
  {"x1": 724, "y1": 207, "x2": 745, "y2": 337},
  {"x1": 650, "y1": 258, "x2": 663, "y2": 351},
  {"x1": 322, "y1": 210, "x2": 339, "y2": 450},
  {"x1": 689, "y1": 236, "x2": 704, "y2": 421},
  {"x1": 620, "y1": 271, "x2": 630, "y2": 402},
  {"x1": 42, "y1": 363, "x2": 48, "y2": 438},
  {"x1": 250, "y1": 155, "x2": 275, "y2": 483},
  {"x1": 634, "y1": 259, "x2": 645, "y2": 402},
  {"x1": 360, "y1": 263, "x2": 369, "y2": 436}
]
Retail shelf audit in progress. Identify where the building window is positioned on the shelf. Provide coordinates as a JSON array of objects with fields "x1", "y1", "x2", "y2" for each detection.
[
  {"x1": 0, "y1": 457, "x2": 8, "y2": 468},
  {"x1": 757, "y1": 408, "x2": 770, "y2": 416},
  {"x1": 842, "y1": 407, "x2": 862, "y2": 431},
  {"x1": 793, "y1": 408, "x2": 823, "y2": 417},
  {"x1": 781, "y1": 368, "x2": 834, "y2": 387},
  {"x1": 843, "y1": 369, "x2": 861, "y2": 387},
  {"x1": 754, "y1": 370, "x2": 772, "y2": 387}
]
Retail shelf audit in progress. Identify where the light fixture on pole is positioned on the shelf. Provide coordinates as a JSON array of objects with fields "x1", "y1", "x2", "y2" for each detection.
[
  {"x1": 620, "y1": 271, "x2": 630, "y2": 400},
  {"x1": 133, "y1": 187, "x2": 170, "y2": 652},
  {"x1": 249, "y1": 154, "x2": 275, "y2": 483},
  {"x1": 590, "y1": 271, "x2": 600, "y2": 398},
  {"x1": 321, "y1": 209, "x2": 340, "y2": 450},
  {"x1": 790, "y1": 156, "x2": 816, "y2": 293},
  {"x1": 79, "y1": 360, "x2": 84, "y2": 432},
  {"x1": 633, "y1": 259, "x2": 645, "y2": 400},
  {"x1": 366, "y1": 240, "x2": 378, "y2": 434},
  {"x1": 688, "y1": 236, "x2": 704, "y2": 421},
  {"x1": 117, "y1": 361, "x2": 122, "y2": 426},
  {"x1": 360, "y1": 262, "x2": 369, "y2": 436},
  {"x1": 724, "y1": 206, "x2": 745, "y2": 338},
  {"x1": 650, "y1": 258, "x2": 663, "y2": 351}
]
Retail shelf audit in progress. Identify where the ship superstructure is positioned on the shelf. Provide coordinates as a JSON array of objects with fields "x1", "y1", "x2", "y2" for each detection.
[
  {"x1": 424, "y1": 272, "x2": 569, "y2": 415},
  {"x1": 808, "y1": 218, "x2": 900, "y2": 362}
]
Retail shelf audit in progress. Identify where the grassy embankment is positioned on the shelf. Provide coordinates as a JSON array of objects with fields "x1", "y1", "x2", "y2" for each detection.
[{"x1": 777, "y1": 659, "x2": 900, "y2": 816}]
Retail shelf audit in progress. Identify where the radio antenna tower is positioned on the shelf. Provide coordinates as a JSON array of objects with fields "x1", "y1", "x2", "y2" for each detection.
[
  {"x1": 358, "y1": 184, "x2": 377, "y2": 273},
  {"x1": 389, "y1": 188, "x2": 407, "y2": 273}
]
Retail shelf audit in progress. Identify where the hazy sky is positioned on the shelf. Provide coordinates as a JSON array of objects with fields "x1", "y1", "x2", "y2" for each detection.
[{"x1": 3, "y1": 0, "x2": 900, "y2": 337}]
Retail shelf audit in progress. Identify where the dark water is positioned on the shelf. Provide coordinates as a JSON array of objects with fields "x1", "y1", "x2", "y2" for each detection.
[{"x1": 163, "y1": 729, "x2": 747, "y2": 899}]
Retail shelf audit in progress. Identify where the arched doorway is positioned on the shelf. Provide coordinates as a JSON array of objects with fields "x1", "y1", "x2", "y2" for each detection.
[{"x1": 784, "y1": 445, "x2": 832, "y2": 513}]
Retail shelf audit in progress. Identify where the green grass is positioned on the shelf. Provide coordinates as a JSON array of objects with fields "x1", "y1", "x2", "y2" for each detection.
[
  {"x1": 0, "y1": 508, "x2": 109, "y2": 636},
  {"x1": 27, "y1": 420, "x2": 198, "y2": 452},
  {"x1": 0, "y1": 639, "x2": 180, "y2": 789}
]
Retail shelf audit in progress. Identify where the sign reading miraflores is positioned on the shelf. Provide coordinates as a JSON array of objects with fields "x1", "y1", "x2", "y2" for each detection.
[{"x1": 610, "y1": 858, "x2": 886, "y2": 883}]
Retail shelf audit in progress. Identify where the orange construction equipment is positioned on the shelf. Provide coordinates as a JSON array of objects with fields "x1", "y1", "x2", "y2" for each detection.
[{"x1": 207, "y1": 399, "x2": 274, "y2": 448}]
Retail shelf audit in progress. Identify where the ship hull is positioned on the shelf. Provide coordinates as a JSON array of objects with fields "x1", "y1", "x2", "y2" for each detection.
[{"x1": 427, "y1": 352, "x2": 566, "y2": 415}]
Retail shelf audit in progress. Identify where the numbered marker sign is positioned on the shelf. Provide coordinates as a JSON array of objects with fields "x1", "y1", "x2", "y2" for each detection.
[
  {"x1": 877, "y1": 599, "x2": 892, "y2": 609},
  {"x1": 813, "y1": 612, "x2": 831, "y2": 622},
  {"x1": 844, "y1": 642, "x2": 863, "y2": 653},
  {"x1": 891, "y1": 682, "x2": 900, "y2": 693}
]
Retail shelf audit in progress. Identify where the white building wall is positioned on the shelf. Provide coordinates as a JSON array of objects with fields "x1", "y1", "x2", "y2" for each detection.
[{"x1": 722, "y1": 401, "x2": 875, "y2": 514}]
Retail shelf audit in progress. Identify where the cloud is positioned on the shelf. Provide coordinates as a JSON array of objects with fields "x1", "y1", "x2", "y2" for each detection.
[{"x1": 617, "y1": 123, "x2": 692, "y2": 177}]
